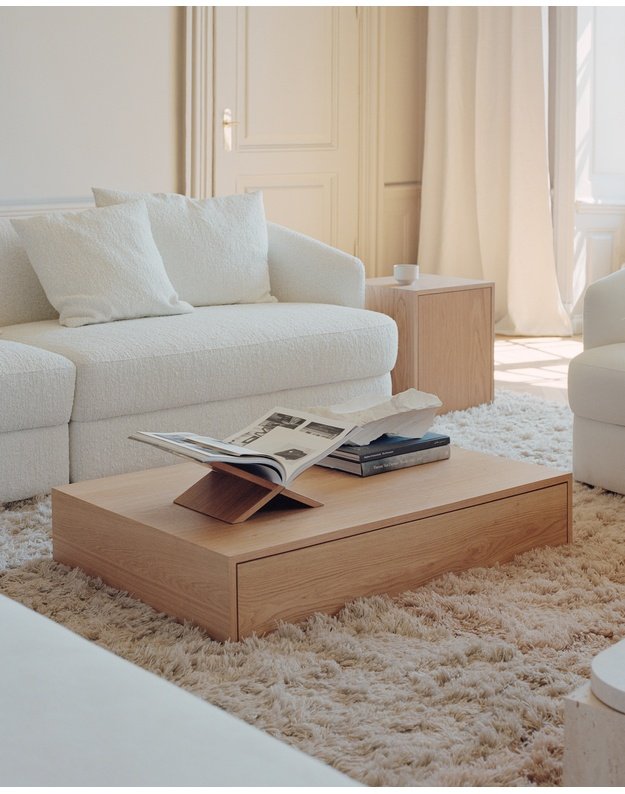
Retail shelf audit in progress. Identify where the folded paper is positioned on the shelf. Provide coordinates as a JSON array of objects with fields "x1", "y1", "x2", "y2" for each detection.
[{"x1": 309, "y1": 389, "x2": 442, "y2": 446}]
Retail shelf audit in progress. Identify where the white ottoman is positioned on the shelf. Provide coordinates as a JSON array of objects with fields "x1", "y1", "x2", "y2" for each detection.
[
  {"x1": 0, "y1": 596, "x2": 358, "y2": 786},
  {"x1": 564, "y1": 640, "x2": 625, "y2": 785}
]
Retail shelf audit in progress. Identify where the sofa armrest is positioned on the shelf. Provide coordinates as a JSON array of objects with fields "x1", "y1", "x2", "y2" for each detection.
[
  {"x1": 583, "y1": 268, "x2": 625, "y2": 349},
  {"x1": 267, "y1": 223, "x2": 365, "y2": 308}
]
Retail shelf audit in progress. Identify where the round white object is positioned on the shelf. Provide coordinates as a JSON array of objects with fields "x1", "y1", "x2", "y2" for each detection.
[
  {"x1": 393, "y1": 264, "x2": 419, "y2": 285},
  {"x1": 591, "y1": 639, "x2": 625, "y2": 714}
]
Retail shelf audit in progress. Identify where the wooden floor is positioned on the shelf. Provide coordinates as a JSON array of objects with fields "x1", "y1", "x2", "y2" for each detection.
[{"x1": 494, "y1": 336, "x2": 582, "y2": 405}]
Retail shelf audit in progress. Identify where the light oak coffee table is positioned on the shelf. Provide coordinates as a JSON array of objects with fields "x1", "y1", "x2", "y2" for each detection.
[{"x1": 52, "y1": 448, "x2": 572, "y2": 641}]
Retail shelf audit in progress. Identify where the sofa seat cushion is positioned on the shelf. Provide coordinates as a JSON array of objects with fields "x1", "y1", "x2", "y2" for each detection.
[
  {"x1": 568, "y1": 343, "x2": 625, "y2": 426},
  {"x1": 0, "y1": 340, "x2": 75, "y2": 433},
  {"x1": 2, "y1": 304, "x2": 397, "y2": 422}
]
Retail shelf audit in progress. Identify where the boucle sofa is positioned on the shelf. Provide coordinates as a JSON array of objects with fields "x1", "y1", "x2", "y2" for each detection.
[
  {"x1": 0, "y1": 216, "x2": 397, "y2": 503},
  {"x1": 568, "y1": 267, "x2": 625, "y2": 494}
]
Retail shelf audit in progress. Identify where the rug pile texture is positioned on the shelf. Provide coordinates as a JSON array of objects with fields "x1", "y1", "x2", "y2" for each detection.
[{"x1": 2, "y1": 390, "x2": 625, "y2": 786}]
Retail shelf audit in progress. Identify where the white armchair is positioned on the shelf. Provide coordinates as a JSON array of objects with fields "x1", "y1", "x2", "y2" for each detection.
[{"x1": 568, "y1": 268, "x2": 625, "y2": 493}]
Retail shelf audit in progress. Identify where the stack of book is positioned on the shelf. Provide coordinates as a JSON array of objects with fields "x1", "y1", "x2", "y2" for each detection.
[{"x1": 317, "y1": 431, "x2": 450, "y2": 477}]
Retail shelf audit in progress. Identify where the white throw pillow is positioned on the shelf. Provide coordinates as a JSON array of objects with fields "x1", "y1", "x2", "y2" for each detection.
[
  {"x1": 11, "y1": 202, "x2": 193, "y2": 328},
  {"x1": 92, "y1": 188, "x2": 276, "y2": 306}
]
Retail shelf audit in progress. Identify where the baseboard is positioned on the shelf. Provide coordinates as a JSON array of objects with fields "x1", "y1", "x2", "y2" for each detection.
[{"x1": 0, "y1": 197, "x2": 94, "y2": 218}]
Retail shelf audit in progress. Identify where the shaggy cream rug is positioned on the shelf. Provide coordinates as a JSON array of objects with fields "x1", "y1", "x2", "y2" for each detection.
[{"x1": 2, "y1": 391, "x2": 625, "y2": 786}]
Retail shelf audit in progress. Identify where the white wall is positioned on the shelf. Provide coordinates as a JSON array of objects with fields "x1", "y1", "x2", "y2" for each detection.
[
  {"x1": 0, "y1": 6, "x2": 426, "y2": 272},
  {"x1": 0, "y1": 7, "x2": 184, "y2": 210}
]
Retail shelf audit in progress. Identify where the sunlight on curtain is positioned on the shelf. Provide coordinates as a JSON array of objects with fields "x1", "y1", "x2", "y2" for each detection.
[{"x1": 419, "y1": 7, "x2": 572, "y2": 336}]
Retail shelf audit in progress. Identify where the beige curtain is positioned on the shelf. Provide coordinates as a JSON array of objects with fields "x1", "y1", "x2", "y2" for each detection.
[{"x1": 418, "y1": 7, "x2": 572, "y2": 336}]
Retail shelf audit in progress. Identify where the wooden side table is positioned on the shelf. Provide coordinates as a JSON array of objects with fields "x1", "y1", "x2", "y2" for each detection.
[{"x1": 365, "y1": 274, "x2": 494, "y2": 413}]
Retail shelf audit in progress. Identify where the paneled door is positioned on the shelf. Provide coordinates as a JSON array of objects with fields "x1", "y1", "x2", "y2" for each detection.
[{"x1": 213, "y1": 7, "x2": 359, "y2": 254}]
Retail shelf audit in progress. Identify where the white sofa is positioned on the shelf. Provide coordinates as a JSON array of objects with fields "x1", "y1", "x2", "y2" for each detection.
[
  {"x1": 0, "y1": 340, "x2": 75, "y2": 502},
  {"x1": 568, "y1": 268, "x2": 625, "y2": 494},
  {"x1": 0, "y1": 218, "x2": 397, "y2": 503}
]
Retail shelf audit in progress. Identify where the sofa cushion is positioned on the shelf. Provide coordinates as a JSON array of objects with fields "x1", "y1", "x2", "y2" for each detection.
[
  {"x1": 12, "y1": 202, "x2": 193, "y2": 328},
  {"x1": 0, "y1": 425, "x2": 69, "y2": 503},
  {"x1": 2, "y1": 304, "x2": 397, "y2": 423},
  {"x1": 69, "y1": 375, "x2": 392, "y2": 482},
  {"x1": 93, "y1": 189, "x2": 275, "y2": 307},
  {"x1": 0, "y1": 340, "x2": 75, "y2": 432},
  {"x1": 0, "y1": 219, "x2": 57, "y2": 327},
  {"x1": 568, "y1": 343, "x2": 625, "y2": 426}
]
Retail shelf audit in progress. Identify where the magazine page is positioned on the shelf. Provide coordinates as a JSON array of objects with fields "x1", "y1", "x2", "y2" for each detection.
[
  {"x1": 225, "y1": 407, "x2": 356, "y2": 483},
  {"x1": 129, "y1": 431, "x2": 286, "y2": 483}
]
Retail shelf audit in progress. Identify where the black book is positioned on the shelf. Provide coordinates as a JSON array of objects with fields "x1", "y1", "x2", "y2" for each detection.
[
  {"x1": 331, "y1": 431, "x2": 450, "y2": 463},
  {"x1": 318, "y1": 443, "x2": 451, "y2": 476}
]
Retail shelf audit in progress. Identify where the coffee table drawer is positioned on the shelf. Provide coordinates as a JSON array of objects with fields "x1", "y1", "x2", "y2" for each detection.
[{"x1": 237, "y1": 483, "x2": 569, "y2": 636}]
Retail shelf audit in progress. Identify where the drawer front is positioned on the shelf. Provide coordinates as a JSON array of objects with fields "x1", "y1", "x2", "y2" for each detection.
[{"x1": 237, "y1": 483, "x2": 569, "y2": 637}]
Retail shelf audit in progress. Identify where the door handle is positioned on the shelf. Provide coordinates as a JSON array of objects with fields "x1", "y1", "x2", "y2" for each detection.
[
  {"x1": 222, "y1": 108, "x2": 239, "y2": 126},
  {"x1": 223, "y1": 108, "x2": 238, "y2": 151}
]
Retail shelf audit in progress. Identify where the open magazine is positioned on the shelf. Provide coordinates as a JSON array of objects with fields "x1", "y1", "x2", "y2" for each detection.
[{"x1": 129, "y1": 407, "x2": 357, "y2": 486}]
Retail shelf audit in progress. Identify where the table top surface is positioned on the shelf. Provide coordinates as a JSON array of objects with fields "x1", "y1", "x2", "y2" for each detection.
[
  {"x1": 54, "y1": 447, "x2": 570, "y2": 563},
  {"x1": 366, "y1": 274, "x2": 495, "y2": 293}
]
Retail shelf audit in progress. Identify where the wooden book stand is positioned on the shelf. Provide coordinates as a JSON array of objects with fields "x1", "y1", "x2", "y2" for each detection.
[{"x1": 174, "y1": 462, "x2": 323, "y2": 524}]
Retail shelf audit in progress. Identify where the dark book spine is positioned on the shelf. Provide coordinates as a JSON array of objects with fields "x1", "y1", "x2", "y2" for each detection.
[
  {"x1": 336, "y1": 435, "x2": 450, "y2": 462},
  {"x1": 359, "y1": 444, "x2": 450, "y2": 475},
  {"x1": 361, "y1": 436, "x2": 449, "y2": 461}
]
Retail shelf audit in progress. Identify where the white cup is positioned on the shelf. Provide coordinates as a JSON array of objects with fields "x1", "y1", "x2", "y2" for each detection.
[{"x1": 393, "y1": 264, "x2": 419, "y2": 285}]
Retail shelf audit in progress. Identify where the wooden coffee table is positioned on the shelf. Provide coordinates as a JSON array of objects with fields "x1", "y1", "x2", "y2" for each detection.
[{"x1": 52, "y1": 448, "x2": 572, "y2": 641}]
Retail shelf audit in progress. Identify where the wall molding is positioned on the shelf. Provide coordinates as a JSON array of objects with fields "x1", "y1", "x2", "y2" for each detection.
[
  {"x1": 0, "y1": 197, "x2": 93, "y2": 218},
  {"x1": 185, "y1": 6, "x2": 213, "y2": 198},
  {"x1": 238, "y1": 173, "x2": 337, "y2": 245},
  {"x1": 571, "y1": 212, "x2": 625, "y2": 319},
  {"x1": 576, "y1": 199, "x2": 625, "y2": 214},
  {"x1": 237, "y1": 7, "x2": 340, "y2": 152},
  {"x1": 357, "y1": 7, "x2": 383, "y2": 274}
]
